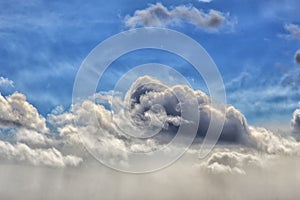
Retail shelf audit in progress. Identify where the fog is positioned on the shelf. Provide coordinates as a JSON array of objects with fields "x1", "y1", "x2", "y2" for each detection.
[{"x1": 0, "y1": 152, "x2": 299, "y2": 200}]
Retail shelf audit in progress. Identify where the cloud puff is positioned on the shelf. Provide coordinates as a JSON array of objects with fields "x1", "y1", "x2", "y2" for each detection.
[
  {"x1": 0, "y1": 77, "x2": 14, "y2": 88},
  {"x1": 0, "y1": 93, "x2": 48, "y2": 132},
  {"x1": 282, "y1": 23, "x2": 300, "y2": 40},
  {"x1": 124, "y1": 3, "x2": 235, "y2": 32},
  {"x1": 295, "y1": 49, "x2": 300, "y2": 64},
  {"x1": 118, "y1": 76, "x2": 251, "y2": 144},
  {"x1": 0, "y1": 140, "x2": 81, "y2": 167},
  {"x1": 291, "y1": 109, "x2": 300, "y2": 133},
  {"x1": 0, "y1": 93, "x2": 82, "y2": 167},
  {"x1": 199, "y1": 149, "x2": 262, "y2": 175}
]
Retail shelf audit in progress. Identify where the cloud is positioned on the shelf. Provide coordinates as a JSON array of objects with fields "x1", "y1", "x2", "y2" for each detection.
[
  {"x1": 0, "y1": 93, "x2": 48, "y2": 132},
  {"x1": 282, "y1": 23, "x2": 300, "y2": 40},
  {"x1": 199, "y1": 149, "x2": 262, "y2": 175},
  {"x1": 0, "y1": 77, "x2": 14, "y2": 94},
  {"x1": 0, "y1": 77, "x2": 14, "y2": 88},
  {"x1": 1, "y1": 75, "x2": 300, "y2": 173},
  {"x1": 0, "y1": 93, "x2": 82, "y2": 167},
  {"x1": 295, "y1": 49, "x2": 300, "y2": 64},
  {"x1": 198, "y1": 0, "x2": 213, "y2": 2},
  {"x1": 0, "y1": 140, "x2": 81, "y2": 167},
  {"x1": 291, "y1": 108, "x2": 300, "y2": 133},
  {"x1": 48, "y1": 76, "x2": 300, "y2": 171},
  {"x1": 124, "y1": 3, "x2": 235, "y2": 32}
]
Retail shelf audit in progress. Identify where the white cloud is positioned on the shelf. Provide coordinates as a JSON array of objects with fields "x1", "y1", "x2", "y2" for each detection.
[
  {"x1": 291, "y1": 109, "x2": 300, "y2": 133},
  {"x1": 198, "y1": 0, "x2": 213, "y2": 2},
  {"x1": 0, "y1": 93, "x2": 82, "y2": 167},
  {"x1": 282, "y1": 23, "x2": 300, "y2": 40},
  {"x1": 1, "y1": 75, "x2": 300, "y2": 173},
  {"x1": 0, "y1": 76, "x2": 299, "y2": 198},
  {"x1": 124, "y1": 3, "x2": 235, "y2": 32},
  {"x1": 199, "y1": 149, "x2": 262, "y2": 175},
  {"x1": 0, "y1": 76, "x2": 14, "y2": 88},
  {"x1": 0, "y1": 93, "x2": 48, "y2": 132},
  {"x1": 0, "y1": 140, "x2": 81, "y2": 167}
]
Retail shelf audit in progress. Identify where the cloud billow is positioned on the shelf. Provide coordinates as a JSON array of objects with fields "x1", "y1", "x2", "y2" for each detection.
[
  {"x1": 124, "y1": 3, "x2": 235, "y2": 32},
  {"x1": 1, "y1": 76, "x2": 300, "y2": 173}
]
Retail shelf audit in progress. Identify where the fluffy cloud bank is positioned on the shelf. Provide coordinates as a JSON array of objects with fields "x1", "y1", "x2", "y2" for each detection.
[
  {"x1": 48, "y1": 76, "x2": 300, "y2": 174},
  {"x1": 0, "y1": 93, "x2": 82, "y2": 167},
  {"x1": 124, "y1": 3, "x2": 235, "y2": 31},
  {"x1": 1, "y1": 76, "x2": 300, "y2": 173}
]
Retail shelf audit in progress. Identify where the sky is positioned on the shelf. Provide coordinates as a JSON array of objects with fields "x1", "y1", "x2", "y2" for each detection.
[
  {"x1": 1, "y1": 1, "x2": 300, "y2": 199},
  {"x1": 0, "y1": 0, "x2": 300, "y2": 126}
]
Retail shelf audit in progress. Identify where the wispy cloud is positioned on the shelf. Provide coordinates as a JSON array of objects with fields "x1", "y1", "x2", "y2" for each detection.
[
  {"x1": 0, "y1": 77, "x2": 14, "y2": 88},
  {"x1": 281, "y1": 23, "x2": 300, "y2": 40},
  {"x1": 124, "y1": 3, "x2": 236, "y2": 32}
]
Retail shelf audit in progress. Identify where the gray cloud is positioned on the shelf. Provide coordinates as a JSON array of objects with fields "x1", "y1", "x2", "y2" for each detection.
[
  {"x1": 282, "y1": 23, "x2": 300, "y2": 40},
  {"x1": 124, "y1": 3, "x2": 235, "y2": 31},
  {"x1": 291, "y1": 108, "x2": 300, "y2": 132},
  {"x1": 295, "y1": 49, "x2": 300, "y2": 64}
]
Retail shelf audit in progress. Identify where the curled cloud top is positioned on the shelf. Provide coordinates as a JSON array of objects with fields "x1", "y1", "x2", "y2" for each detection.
[{"x1": 124, "y1": 3, "x2": 235, "y2": 32}]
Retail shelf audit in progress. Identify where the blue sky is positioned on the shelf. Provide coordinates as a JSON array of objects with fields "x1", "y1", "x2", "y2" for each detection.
[{"x1": 0, "y1": 0, "x2": 300, "y2": 128}]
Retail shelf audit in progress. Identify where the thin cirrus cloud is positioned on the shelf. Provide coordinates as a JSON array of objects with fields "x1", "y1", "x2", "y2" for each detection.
[{"x1": 124, "y1": 3, "x2": 235, "y2": 32}]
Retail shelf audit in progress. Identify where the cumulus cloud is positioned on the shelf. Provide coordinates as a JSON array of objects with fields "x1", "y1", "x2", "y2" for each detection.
[
  {"x1": 124, "y1": 3, "x2": 235, "y2": 31},
  {"x1": 47, "y1": 76, "x2": 300, "y2": 173},
  {"x1": 291, "y1": 109, "x2": 300, "y2": 132},
  {"x1": 0, "y1": 93, "x2": 82, "y2": 167},
  {"x1": 283, "y1": 23, "x2": 300, "y2": 40},
  {"x1": 295, "y1": 49, "x2": 300, "y2": 64},
  {"x1": 199, "y1": 149, "x2": 262, "y2": 175},
  {"x1": 0, "y1": 93, "x2": 48, "y2": 132},
  {"x1": 0, "y1": 140, "x2": 81, "y2": 167},
  {"x1": 1, "y1": 76, "x2": 300, "y2": 173}
]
